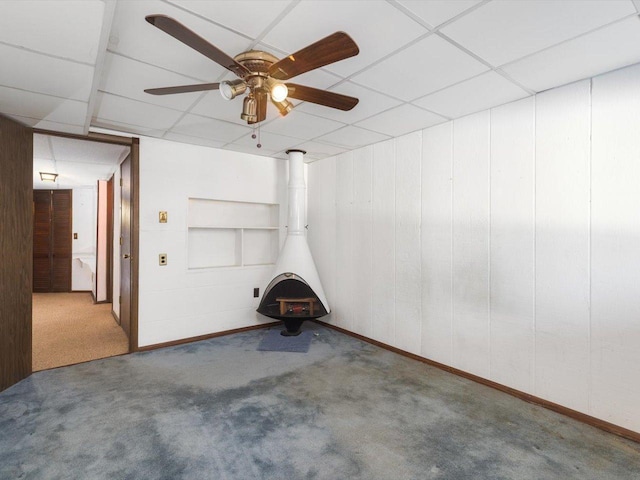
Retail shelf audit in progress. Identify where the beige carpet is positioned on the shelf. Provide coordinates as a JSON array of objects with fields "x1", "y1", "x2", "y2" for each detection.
[{"x1": 32, "y1": 292, "x2": 129, "y2": 371}]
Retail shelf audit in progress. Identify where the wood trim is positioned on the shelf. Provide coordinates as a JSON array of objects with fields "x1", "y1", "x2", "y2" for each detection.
[
  {"x1": 137, "y1": 322, "x2": 280, "y2": 352},
  {"x1": 106, "y1": 176, "x2": 114, "y2": 302},
  {"x1": 129, "y1": 138, "x2": 139, "y2": 352},
  {"x1": 111, "y1": 309, "x2": 119, "y2": 324},
  {"x1": 315, "y1": 320, "x2": 640, "y2": 444},
  {"x1": 33, "y1": 128, "x2": 133, "y2": 146}
]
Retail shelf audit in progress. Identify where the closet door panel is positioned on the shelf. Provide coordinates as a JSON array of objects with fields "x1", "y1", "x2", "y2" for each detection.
[
  {"x1": 51, "y1": 190, "x2": 72, "y2": 292},
  {"x1": 33, "y1": 190, "x2": 52, "y2": 293}
]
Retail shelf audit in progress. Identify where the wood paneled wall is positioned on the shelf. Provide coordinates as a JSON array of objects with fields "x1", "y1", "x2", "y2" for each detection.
[{"x1": 0, "y1": 114, "x2": 33, "y2": 391}]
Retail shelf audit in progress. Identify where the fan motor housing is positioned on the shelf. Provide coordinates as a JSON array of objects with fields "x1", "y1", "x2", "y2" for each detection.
[{"x1": 234, "y1": 50, "x2": 279, "y2": 75}]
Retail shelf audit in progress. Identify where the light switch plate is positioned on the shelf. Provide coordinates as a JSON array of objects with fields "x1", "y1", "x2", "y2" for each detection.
[
  {"x1": 159, "y1": 211, "x2": 168, "y2": 223},
  {"x1": 159, "y1": 253, "x2": 167, "y2": 266}
]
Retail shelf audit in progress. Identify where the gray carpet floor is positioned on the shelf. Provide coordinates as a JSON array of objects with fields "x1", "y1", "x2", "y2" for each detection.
[{"x1": 1, "y1": 322, "x2": 639, "y2": 479}]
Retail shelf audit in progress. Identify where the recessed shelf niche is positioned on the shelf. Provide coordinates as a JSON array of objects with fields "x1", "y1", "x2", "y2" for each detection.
[{"x1": 187, "y1": 198, "x2": 279, "y2": 269}]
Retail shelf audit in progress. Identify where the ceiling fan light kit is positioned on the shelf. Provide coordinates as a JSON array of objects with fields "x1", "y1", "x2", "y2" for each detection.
[{"x1": 144, "y1": 14, "x2": 360, "y2": 126}]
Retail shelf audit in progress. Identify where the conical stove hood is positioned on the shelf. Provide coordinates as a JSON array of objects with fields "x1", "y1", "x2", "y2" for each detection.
[{"x1": 257, "y1": 149, "x2": 330, "y2": 329}]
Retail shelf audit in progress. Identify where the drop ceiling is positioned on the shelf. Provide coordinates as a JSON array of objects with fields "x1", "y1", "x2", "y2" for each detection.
[
  {"x1": 33, "y1": 134, "x2": 130, "y2": 189},
  {"x1": 2, "y1": 0, "x2": 640, "y2": 162}
]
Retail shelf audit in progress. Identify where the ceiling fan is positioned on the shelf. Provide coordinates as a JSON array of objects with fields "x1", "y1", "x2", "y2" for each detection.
[{"x1": 144, "y1": 15, "x2": 360, "y2": 125}]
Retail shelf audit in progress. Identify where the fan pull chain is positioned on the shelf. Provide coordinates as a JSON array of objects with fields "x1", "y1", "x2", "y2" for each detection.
[{"x1": 251, "y1": 124, "x2": 262, "y2": 149}]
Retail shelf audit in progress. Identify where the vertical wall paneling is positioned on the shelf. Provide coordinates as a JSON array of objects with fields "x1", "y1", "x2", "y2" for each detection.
[
  {"x1": 305, "y1": 62, "x2": 640, "y2": 434},
  {"x1": 591, "y1": 64, "x2": 640, "y2": 432},
  {"x1": 394, "y1": 132, "x2": 422, "y2": 354},
  {"x1": 352, "y1": 146, "x2": 373, "y2": 337},
  {"x1": 335, "y1": 152, "x2": 355, "y2": 330},
  {"x1": 452, "y1": 111, "x2": 491, "y2": 377},
  {"x1": 371, "y1": 139, "x2": 396, "y2": 343},
  {"x1": 535, "y1": 80, "x2": 591, "y2": 412},
  {"x1": 307, "y1": 157, "x2": 337, "y2": 312},
  {"x1": 420, "y1": 122, "x2": 453, "y2": 364},
  {"x1": 489, "y1": 97, "x2": 535, "y2": 393}
]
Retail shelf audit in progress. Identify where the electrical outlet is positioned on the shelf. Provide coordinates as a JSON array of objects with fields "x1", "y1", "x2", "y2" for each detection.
[
  {"x1": 253, "y1": 287, "x2": 259, "y2": 298},
  {"x1": 159, "y1": 253, "x2": 168, "y2": 266},
  {"x1": 159, "y1": 211, "x2": 168, "y2": 223}
]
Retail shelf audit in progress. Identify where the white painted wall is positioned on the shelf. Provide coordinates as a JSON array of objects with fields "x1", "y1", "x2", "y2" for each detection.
[
  {"x1": 307, "y1": 62, "x2": 640, "y2": 434},
  {"x1": 71, "y1": 186, "x2": 96, "y2": 291},
  {"x1": 138, "y1": 137, "x2": 287, "y2": 347},
  {"x1": 95, "y1": 180, "x2": 108, "y2": 302}
]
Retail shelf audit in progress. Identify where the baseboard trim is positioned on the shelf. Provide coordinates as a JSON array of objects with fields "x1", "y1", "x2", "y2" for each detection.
[
  {"x1": 111, "y1": 310, "x2": 119, "y2": 324},
  {"x1": 136, "y1": 322, "x2": 280, "y2": 352},
  {"x1": 315, "y1": 320, "x2": 640, "y2": 444}
]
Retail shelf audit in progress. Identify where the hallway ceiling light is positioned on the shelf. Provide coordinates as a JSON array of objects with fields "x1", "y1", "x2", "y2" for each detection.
[{"x1": 39, "y1": 172, "x2": 58, "y2": 182}]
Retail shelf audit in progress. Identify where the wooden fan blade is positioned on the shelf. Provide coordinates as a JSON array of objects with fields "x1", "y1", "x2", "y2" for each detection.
[
  {"x1": 268, "y1": 32, "x2": 359, "y2": 81},
  {"x1": 286, "y1": 84, "x2": 359, "y2": 111},
  {"x1": 145, "y1": 15, "x2": 250, "y2": 78},
  {"x1": 144, "y1": 83, "x2": 220, "y2": 95}
]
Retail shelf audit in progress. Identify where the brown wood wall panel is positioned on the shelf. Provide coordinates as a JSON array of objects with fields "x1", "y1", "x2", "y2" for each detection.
[{"x1": 0, "y1": 114, "x2": 33, "y2": 392}]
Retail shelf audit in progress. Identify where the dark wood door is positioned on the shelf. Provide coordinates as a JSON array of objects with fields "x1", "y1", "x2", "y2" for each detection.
[
  {"x1": 120, "y1": 155, "x2": 132, "y2": 337},
  {"x1": 32, "y1": 190, "x2": 72, "y2": 292},
  {"x1": 33, "y1": 190, "x2": 52, "y2": 292},
  {"x1": 0, "y1": 114, "x2": 33, "y2": 392}
]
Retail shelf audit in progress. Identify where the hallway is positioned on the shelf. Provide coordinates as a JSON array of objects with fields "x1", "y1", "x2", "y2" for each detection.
[{"x1": 33, "y1": 293, "x2": 128, "y2": 371}]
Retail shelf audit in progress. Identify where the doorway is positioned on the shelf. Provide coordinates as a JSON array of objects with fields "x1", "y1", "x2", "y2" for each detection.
[{"x1": 31, "y1": 131, "x2": 139, "y2": 371}]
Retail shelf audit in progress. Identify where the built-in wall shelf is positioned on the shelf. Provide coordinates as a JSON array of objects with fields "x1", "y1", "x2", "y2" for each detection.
[{"x1": 187, "y1": 198, "x2": 279, "y2": 269}]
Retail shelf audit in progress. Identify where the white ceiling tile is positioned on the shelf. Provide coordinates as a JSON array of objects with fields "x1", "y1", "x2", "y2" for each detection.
[
  {"x1": 163, "y1": 132, "x2": 227, "y2": 149},
  {"x1": 109, "y1": 0, "x2": 252, "y2": 81},
  {"x1": 502, "y1": 16, "x2": 640, "y2": 93},
  {"x1": 413, "y1": 71, "x2": 530, "y2": 118},
  {"x1": 100, "y1": 53, "x2": 209, "y2": 111},
  {"x1": 33, "y1": 158, "x2": 55, "y2": 172},
  {"x1": 171, "y1": 113, "x2": 251, "y2": 143},
  {"x1": 0, "y1": 86, "x2": 87, "y2": 125},
  {"x1": 355, "y1": 104, "x2": 446, "y2": 137},
  {"x1": 262, "y1": 0, "x2": 428, "y2": 78},
  {"x1": 94, "y1": 92, "x2": 183, "y2": 131},
  {"x1": 440, "y1": 0, "x2": 636, "y2": 67},
  {"x1": 397, "y1": 0, "x2": 482, "y2": 27},
  {"x1": 0, "y1": 0, "x2": 104, "y2": 64},
  {"x1": 56, "y1": 161, "x2": 117, "y2": 185},
  {"x1": 289, "y1": 140, "x2": 347, "y2": 161},
  {"x1": 33, "y1": 135, "x2": 54, "y2": 160},
  {"x1": 91, "y1": 118, "x2": 166, "y2": 138},
  {"x1": 296, "y1": 81, "x2": 403, "y2": 123},
  {"x1": 33, "y1": 120, "x2": 85, "y2": 136},
  {"x1": 49, "y1": 136, "x2": 129, "y2": 166},
  {"x1": 261, "y1": 110, "x2": 345, "y2": 139},
  {"x1": 0, "y1": 44, "x2": 94, "y2": 102},
  {"x1": 166, "y1": 0, "x2": 293, "y2": 38},
  {"x1": 223, "y1": 143, "x2": 280, "y2": 157},
  {"x1": 351, "y1": 34, "x2": 489, "y2": 101},
  {"x1": 232, "y1": 131, "x2": 302, "y2": 152},
  {"x1": 316, "y1": 125, "x2": 390, "y2": 149}
]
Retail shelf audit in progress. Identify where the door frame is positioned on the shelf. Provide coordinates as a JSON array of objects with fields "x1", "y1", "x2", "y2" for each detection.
[{"x1": 33, "y1": 128, "x2": 140, "y2": 352}]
